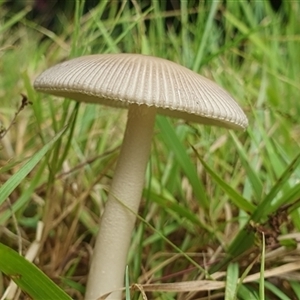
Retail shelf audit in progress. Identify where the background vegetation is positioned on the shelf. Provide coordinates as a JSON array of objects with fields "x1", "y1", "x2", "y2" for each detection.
[{"x1": 0, "y1": 0, "x2": 300, "y2": 299}]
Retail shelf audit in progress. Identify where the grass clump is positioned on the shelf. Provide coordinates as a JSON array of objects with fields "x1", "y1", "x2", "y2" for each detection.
[{"x1": 0, "y1": 1, "x2": 300, "y2": 299}]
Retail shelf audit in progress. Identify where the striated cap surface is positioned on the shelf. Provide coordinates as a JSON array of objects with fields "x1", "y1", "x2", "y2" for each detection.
[{"x1": 34, "y1": 54, "x2": 248, "y2": 130}]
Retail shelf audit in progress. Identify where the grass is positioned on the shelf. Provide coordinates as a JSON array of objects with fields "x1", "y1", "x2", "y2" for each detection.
[{"x1": 0, "y1": 0, "x2": 300, "y2": 299}]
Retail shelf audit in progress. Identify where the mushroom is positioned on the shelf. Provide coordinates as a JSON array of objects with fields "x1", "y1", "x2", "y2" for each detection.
[{"x1": 34, "y1": 53, "x2": 248, "y2": 300}]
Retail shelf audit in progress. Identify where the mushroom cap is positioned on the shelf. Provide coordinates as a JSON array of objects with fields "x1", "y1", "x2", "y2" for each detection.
[{"x1": 34, "y1": 54, "x2": 248, "y2": 129}]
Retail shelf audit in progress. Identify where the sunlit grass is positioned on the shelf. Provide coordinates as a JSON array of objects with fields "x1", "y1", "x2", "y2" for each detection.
[{"x1": 0, "y1": 0, "x2": 300, "y2": 299}]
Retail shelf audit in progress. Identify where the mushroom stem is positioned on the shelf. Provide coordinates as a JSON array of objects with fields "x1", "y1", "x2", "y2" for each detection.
[{"x1": 85, "y1": 103, "x2": 156, "y2": 300}]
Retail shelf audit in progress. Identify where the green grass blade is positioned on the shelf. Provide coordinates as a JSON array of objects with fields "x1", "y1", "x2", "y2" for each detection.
[
  {"x1": 214, "y1": 151, "x2": 300, "y2": 272},
  {"x1": 230, "y1": 132, "x2": 263, "y2": 202},
  {"x1": 0, "y1": 243, "x2": 72, "y2": 300},
  {"x1": 225, "y1": 262, "x2": 239, "y2": 300},
  {"x1": 0, "y1": 159, "x2": 47, "y2": 224},
  {"x1": 251, "y1": 152, "x2": 300, "y2": 221},
  {"x1": 290, "y1": 281, "x2": 300, "y2": 299},
  {"x1": 194, "y1": 148, "x2": 255, "y2": 213},
  {"x1": 0, "y1": 126, "x2": 67, "y2": 206},
  {"x1": 237, "y1": 285, "x2": 259, "y2": 300},
  {"x1": 156, "y1": 116, "x2": 208, "y2": 209},
  {"x1": 0, "y1": 7, "x2": 30, "y2": 35},
  {"x1": 264, "y1": 281, "x2": 291, "y2": 300},
  {"x1": 125, "y1": 265, "x2": 130, "y2": 300},
  {"x1": 267, "y1": 182, "x2": 300, "y2": 214},
  {"x1": 193, "y1": 0, "x2": 220, "y2": 70},
  {"x1": 212, "y1": 228, "x2": 254, "y2": 272},
  {"x1": 148, "y1": 190, "x2": 212, "y2": 231},
  {"x1": 259, "y1": 233, "x2": 265, "y2": 300}
]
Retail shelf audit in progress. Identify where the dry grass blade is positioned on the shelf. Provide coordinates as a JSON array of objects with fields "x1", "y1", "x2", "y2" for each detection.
[
  {"x1": 132, "y1": 280, "x2": 226, "y2": 293},
  {"x1": 3, "y1": 222, "x2": 44, "y2": 300},
  {"x1": 129, "y1": 260, "x2": 300, "y2": 293},
  {"x1": 243, "y1": 261, "x2": 300, "y2": 283}
]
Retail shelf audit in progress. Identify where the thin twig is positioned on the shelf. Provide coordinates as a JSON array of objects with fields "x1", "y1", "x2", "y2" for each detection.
[{"x1": 0, "y1": 94, "x2": 32, "y2": 140}]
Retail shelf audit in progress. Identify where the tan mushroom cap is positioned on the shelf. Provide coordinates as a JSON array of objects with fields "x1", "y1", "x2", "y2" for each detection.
[{"x1": 34, "y1": 53, "x2": 248, "y2": 130}]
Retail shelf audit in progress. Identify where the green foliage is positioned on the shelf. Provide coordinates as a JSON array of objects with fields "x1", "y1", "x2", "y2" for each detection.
[
  {"x1": 0, "y1": 243, "x2": 71, "y2": 300},
  {"x1": 0, "y1": 126, "x2": 67, "y2": 209},
  {"x1": 225, "y1": 263, "x2": 239, "y2": 300},
  {"x1": 0, "y1": 0, "x2": 300, "y2": 299}
]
